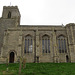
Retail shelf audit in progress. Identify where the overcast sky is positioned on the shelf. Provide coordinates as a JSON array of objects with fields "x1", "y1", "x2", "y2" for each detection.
[{"x1": 0, "y1": 0, "x2": 75, "y2": 25}]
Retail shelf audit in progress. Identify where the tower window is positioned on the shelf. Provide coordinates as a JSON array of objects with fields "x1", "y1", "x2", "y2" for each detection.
[{"x1": 8, "y1": 11, "x2": 11, "y2": 18}]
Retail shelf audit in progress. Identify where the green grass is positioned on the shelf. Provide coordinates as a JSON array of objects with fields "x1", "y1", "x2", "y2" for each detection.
[{"x1": 0, "y1": 63, "x2": 75, "y2": 75}]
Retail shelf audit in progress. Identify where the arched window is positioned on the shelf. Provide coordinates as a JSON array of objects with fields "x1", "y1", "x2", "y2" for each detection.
[
  {"x1": 57, "y1": 35, "x2": 67, "y2": 53},
  {"x1": 42, "y1": 35, "x2": 50, "y2": 53},
  {"x1": 8, "y1": 11, "x2": 11, "y2": 18},
  {"x1": 24, "y1": 35, "x2": 33, "y2": 53}
]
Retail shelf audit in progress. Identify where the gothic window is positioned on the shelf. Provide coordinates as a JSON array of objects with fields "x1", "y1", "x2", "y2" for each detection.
[
  {"x1": 24, "y1": 35, "x2": 33, "y2": 53},
  {"x1": 58, "y1": 35, "x2": 67, "y2": 53},
  {"x1": 8, "y1": 11, "x2": 11, "y2": 18},
  {"x1": 42, "y1": 35, "x2": 50, "y2": 53}
]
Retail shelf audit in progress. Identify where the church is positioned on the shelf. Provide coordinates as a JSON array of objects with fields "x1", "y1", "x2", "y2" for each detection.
[{"x1": 0, "y1": 6, "x2": 75, "y2": 63}]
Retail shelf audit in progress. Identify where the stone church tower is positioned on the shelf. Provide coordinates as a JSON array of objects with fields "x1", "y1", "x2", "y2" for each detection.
[
  {"x1": 0, "y1": 6, "x2": 20, "y2": 62},
  {"x1": 0, "y1": 6, "x2": 75, "y2": 63}
]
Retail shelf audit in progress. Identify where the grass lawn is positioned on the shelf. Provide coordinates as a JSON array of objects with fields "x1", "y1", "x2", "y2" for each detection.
[{"x1": 0, "y1": 63, "x2": 75, "y2": 75}]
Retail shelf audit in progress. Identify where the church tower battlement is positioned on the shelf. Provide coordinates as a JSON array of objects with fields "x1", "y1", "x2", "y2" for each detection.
[{"x1": 2, "y1": 6, "x2": 20, "y2": 19}]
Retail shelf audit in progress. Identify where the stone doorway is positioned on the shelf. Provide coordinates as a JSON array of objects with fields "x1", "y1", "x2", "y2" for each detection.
[
  {"x1": 36, "y1": 56, "x2": 39, "y2": 63},
  {"x1": 66, "y1": 55, "x2": 69, "y2": 62},
  {"x1": 9, "y1": 52, "x2": 15, "y2": 63}
]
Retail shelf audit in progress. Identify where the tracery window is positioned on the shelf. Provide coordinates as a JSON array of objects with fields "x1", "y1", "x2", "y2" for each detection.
[
  {"x1": 8, "y1": 11, "x2": 11, "y2": 18},
  {"x1": 24, "y1": 35, "x2": 33, "y2": 53},
  {"x1": 58, "y1": 35, "x2": 67, "y2": 53},
  {"x1": 42, "y1": 35, "x2": 50, "y2": 53}
]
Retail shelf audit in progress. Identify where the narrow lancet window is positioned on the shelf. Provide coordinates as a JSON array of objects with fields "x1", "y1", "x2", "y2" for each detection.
[{"x1": 8, "y1": 11, "x2": 11, "y2": 18}]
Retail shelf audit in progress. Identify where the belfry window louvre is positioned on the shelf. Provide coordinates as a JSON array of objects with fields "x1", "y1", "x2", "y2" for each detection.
[
  {"x1": 24, "y1": 35, "x2": 33, "y2": 53},
  {"x1": 58, "y1": 35, "x2": 67, "y2": 53},
  {"x1": 42, "y1": 35, "x2": 50, "y2": 53},
  {"x1": 8, "y1": 11, "x2": 11, "y2": 18}
]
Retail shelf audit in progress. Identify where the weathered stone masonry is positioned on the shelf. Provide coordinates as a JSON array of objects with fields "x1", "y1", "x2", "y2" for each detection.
[{"x1": 0, "y1": 6, "x2": 75, "y2": 63}]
